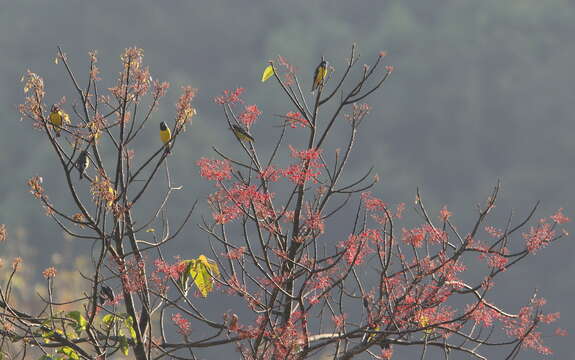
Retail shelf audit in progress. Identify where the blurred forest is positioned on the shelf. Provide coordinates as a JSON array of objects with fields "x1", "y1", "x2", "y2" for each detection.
[{"x1": 1, "y1": 0, "x2": 574, "y2": 358}]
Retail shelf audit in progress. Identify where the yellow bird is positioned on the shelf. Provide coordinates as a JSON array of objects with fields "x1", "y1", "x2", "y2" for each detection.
[
  {"x1": 49, "y1": 105, "x2": 66, "y2": 137},
  {"x1": 311, "y1": 58, "x2": 328, "y2": 92},
  {"x1": 231, "y1": 125, "x2": 254, "y2": 143},
  {"x1": 160, "y1": 121, "x2": 172, "y2": 154}
]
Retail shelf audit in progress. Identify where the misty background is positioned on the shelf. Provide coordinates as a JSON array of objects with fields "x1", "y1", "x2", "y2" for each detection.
[{"x1": 1, "y1": 0, "x2": 574, "y2": 358}]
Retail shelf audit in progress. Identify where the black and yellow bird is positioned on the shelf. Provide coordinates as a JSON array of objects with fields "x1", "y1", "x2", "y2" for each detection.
[
  {"x1": 160, "y1": 121, "x2": 172, "y2": 154},
  {"x1": 49, "y1": 105, "x2": 64, "y2": 137},
  {"x1": 99, "y1": 285, "x2": 115, "y2": 304},
  {"x1": 311, "y1": 58, "x2": 328, "y2": 92},
  {"x1": 76, "y1": 150, "x2": 90, "y2": 180},
  {"x1": 231, "y1": 124, "x2": 254, "y2": 143}
]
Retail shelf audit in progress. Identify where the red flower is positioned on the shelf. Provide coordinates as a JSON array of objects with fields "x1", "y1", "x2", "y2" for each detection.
[
  {"x1": 259, "y1": 166, "x2": 281, "y2": 182},
  {"x1": 197, "y1": 158, "x2": 232, "y2": 182},
  {"x1": 439, "y1": 205, "x2": 452, "y2": 221},
  {"x1": 239, "y1": 104, "x2": 262, "y2": 128},
  {"x1": 395, "y1": 202, "x2": 406, "y2": 219},
  {"x1": 401, "y1": 227, "x2": 426, "y2": 248},
  {"x1": 503, "y1": 301, "x2": 556, "y2": 355},
  {"x1": 42, "y1": 266, "x2": 57, "y2": 279},
  {"x1": 283, "y1": 146, "x2": 325, "y2": 185},
  {"x1": 209, "y1": 183, "x2": 274, "y2": 224},
  {"x1": 485, "y1": 226, "x2": 504, "y2": 238},
  {"x1": 523, "y1": 221, "x2": 555, "y2": 253},
  {"x1": 361, "y1": 192, "x2": 387, "y2": 212},
  {"x1": 171, "y1": 313, "x2": 191, "y2": 336},
  {"x1": 277, "y1": 55, "x2": 296, "y2": 86},
  {"x1": 550, "y1": 208, "x2": 570, "y2": 224},
  {"x1": 223, "y1": 247, "x2": 246, "y2": 260},
  {"x1": 304, "y1": 206, "x2": 324, "y2": 234},
  {"x1": 332, "y1": 314, "x2": 347, "y2": 330},
  {"x1": 465, "y1": 302, "x2": 502, "y2": 327},
  {"x1": 284, "y1": 111, "x2": 308, "y2": 128},
  {"x1": 214, "y1": 87, "x2": 244, "y2": 105},
  {"x1": 338, "y1": 231, "x2": 375, "y2": 265}
]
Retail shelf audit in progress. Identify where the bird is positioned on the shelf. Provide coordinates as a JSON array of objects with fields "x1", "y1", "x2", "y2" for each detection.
[
  {"x1": 160, "y1": 121, "x2": 172, "y2": 154},
  {"x1": 49, "y1": 105, "x2": 65, "y2": 137},
  {"x1": 99, "y1": 285, "x2": 115, "y2": 304},
  {"x1": 76, "y1": 150, "x2": 90, "y2": 180},
  {"x1": 311, "y1": 58, "x2": 328, "y2": 92},
  {"x1": 231, "y1": 124, "x2": 255, "y2": 143}
]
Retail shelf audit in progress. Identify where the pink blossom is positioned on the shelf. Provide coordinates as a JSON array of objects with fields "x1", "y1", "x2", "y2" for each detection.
[
  {"x1": 550, "y1": 208, "x2": 570, "y2": 224},
  {"x1": 171, "y1": 313, "x2": 191, "y2": 336},
  {"x1": 239, "y1": 105, "x2": 262, "y2": 128},
  {"x1": 197, "y1": 158, "x2": 232, "y2": 182},
  {"x1": 214, "y1": 87, "x2": 245, "y2": 105}
]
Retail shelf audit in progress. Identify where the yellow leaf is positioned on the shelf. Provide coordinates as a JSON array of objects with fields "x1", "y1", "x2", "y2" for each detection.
[
  {"x1": 261, "y1": 64, "x2": 274, "y2": 82},
  {"x1": 62, "y1": 112, "x2": 71, "y2": 124},
  {"x1": 146, "y1": 228, "x2": 155, "y2": 233},
  {"x1": 107, "y1": 187, "x2": 116, "y2": 207},
  {"x1": 190, "y1": 255, "x2": 220, "y2": 297},
  {"x1": 418, "y1": 315, "x2": 433, "y2": 334}
]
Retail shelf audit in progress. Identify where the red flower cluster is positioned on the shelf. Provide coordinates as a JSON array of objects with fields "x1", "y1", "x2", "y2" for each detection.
[
  {"x1": 337, "y1": 229, "x2": 383, "y2": 265},
  {"x1": 214, "y1": 87, "x2": 245, "y2": 105},
  {"x1": 223, "y1": 247, "x2": 246, "y2": 260},
  {"x1": 283, "y1": 146, "x2": 324, "y2": 185},
  {"x1": 551, "y1": 208, "x2": 570, "y2": 224},
  {"x1": 277, "y1": 55, "x2": 296, "y2": 86},
  {"x1": 503, "y1": 298, "x2": 557, "y2": 355},
  {"x1": 401, "y1": 225, "x2": 447, "y2": 248},
  {"x1": 197, "y1": 158, "x2": 232, "y2": 182},
  {"x1": 284, "y1": 112, "x2": 308, "y2": 128},
  {"x1": 209, "y1": 184, "x2": 274, "y2": 224},
  {"x1": 485, "y1": 226, "x2": 504, "y2": 238},
  {"x1": 361, "y1": 192, "x2": 387, "y2": 211},
  {"x1": 42, "y1": 266, "x2": 57, "y2": 279},
  {"x1": 466, "y1": 302, "x2": 503, "y2": 327},
  {"x1": 239, "y1": 104, "x2": 262, "y2": 128},
  {"x1": 304, "y1": 206, "x2": 324, "y2": 234},
  {"x1": 332, "y1": 314, "x2": 347, "y2": 330},
  {"x1": 153, "y1": 258, "x2": 187, "y2": 280},
  {"x1": 523, "y1": 221, "x2": 555, "y2": 253},
  {"x1": 171, "y1": 313, "x2": 192, "y2": 336},
  {"x1": 118, "y1": 259, "x2": 146, "y2": 293},
  {"x1": 259, "y1": 165, "x2": 281, "y2": 182},
  {"x1": 439, "y1": 205, "x2": 452, "y2": 221}
]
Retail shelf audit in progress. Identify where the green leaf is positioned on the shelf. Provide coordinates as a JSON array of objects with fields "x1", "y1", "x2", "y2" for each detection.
[
  {"x1": 128, "y1": 326, "x2": 136, "y2": 340},
  {"x1": 38, "y1": 355, "x2": 55, "y2": 360},
  {"x1": 124, "y1": 316, "x2": 137, "y2": 340},
  {"x1": 41, "y1": 330, "x2": 54, "y2": 343},
  {"x1": 178, "y1": 260, "x2": 194, "y2": 291},
  {"x1": 57, "y1": 346, "x2": 79, "y2": 360},
  {"x1": 119, "y1": 335, "x2": 129, "y2": 356},
  {"x1": 124, "y1": 315, "x2": 133, "y2": 328},
  {"x1": 102, "y1": 314, "x2": 115, "y2": 327},
  {"x1": 66, "y1": 311, "x2": 87, "y2": 333}
]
